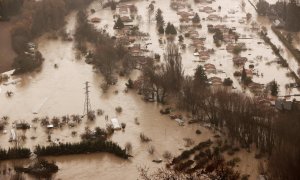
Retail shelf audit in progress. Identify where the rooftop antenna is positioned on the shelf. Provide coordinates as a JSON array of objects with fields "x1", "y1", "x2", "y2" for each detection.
[{"x1": 83, "y1": 81, "x2": 91, "y2": 117}]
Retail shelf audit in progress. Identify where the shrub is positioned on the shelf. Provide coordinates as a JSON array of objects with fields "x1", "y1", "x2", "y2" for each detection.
[
  {"x1": 71, "y1": 115, "x2": 81, "y2": 123},
  {"x1": 158, "y1": 25, "x2": 164, "y2": 34},
  {"x1": 183, "y1": 138, "x2": 195, "y2": 147},
  {"x1": 233, "y1": 46, "x2": 242, "y2": 54},
  {"x1": 148, "y1": 145, "x2": 155, "y2": 154},
  {"x1": 233, "y1": 71, "x2": 242, "y2": 76},
  {"x1": 243, "y1": 77, "x2": 252, "y2": 86},
  {"x1": 101, "y1": 83, "x2": 109, "y2": 93},
  {"x1": 16, "y1": 122, "x2": 30, "y2": 130},
  {"x1": 154, "y1": 54, "x2": 160, "y2": 60},
  {"x1": 121, "y1": 122, "x2": 126, "y2": 129},
  {"x1": 165, "y1": 22, "x2": 177, "y2": 35},
  {"x1": 125, "y1": 142, "x2": 132, "y2": 154},
  {"x1": 106, "y1": 124, "x2": 115, "y2": 135},
  {"x1": 34, "y1": 140, "x2": 129, "y2": 159},
  {"x1": 0, "y1": 122, "x2": 5, "y2": 131},
  {"x1": 125, "y1": 79, "x2": 134, "y2": 89},
  {"x1": 196, "y1": 130, "x2": 202, "y2": 135},
  {"x1": 178, "y1": 35, "x2": 184, "y2": 42},
  {"x1": 0, "y1": 147, "x2": 31, "y2": 160},
  {"x1": 163, "y1": 151, "x2": 172, "y2": 160},
  {"x1": 15, "y1": 159, "x2": 59, "y2": 178},
  {"x1": 51, "y1": 117, "x2": 60, "y2": 127},
  {"x1": 192, "y1": 13, "x2": 200, "y2": 24},
  {"x1": 87, "y1": 111, "x2": 96, "y2": 121},
  {"x1": 134, "y1": 118, "x2": 140, "y2": 125},
  {"x1": 115, "y1": 106, "x2": 122, "y2": 113},
  {"x1": 97, "y1": 109, "x2": 104, "y2": 116},
  {"x1": 140, "y1": 133, "x2": 151, "y2": 142},
  {"x1": 114, "y1": 17, "x2": 124, "y2": 29},
  {"x1": 226, "y1": 157, "x2": 241, "y2": 167},
  {"x1": 223, "y1": 78, "x2": 233, "y2": 86}
]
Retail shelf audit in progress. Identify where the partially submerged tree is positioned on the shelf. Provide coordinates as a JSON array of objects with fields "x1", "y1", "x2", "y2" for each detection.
[
  {"x1": 192, "y1": 13, "x2": 200, "y2": 23},
  {"x1": 267, "y1": 80, "x2": 279, "y2": 96},
  {"x1": 155, "y1": 8, "x2": 165, "y2": 27},
  {"x1": 194, "y1": 65, "x2": 208, "y2": 89},
  {"x1": 114, "y1": 17, "x2": 124, "y2": 29},
  {"x1": 165, "y1": 23, "x2": 177, "y2": 35},
  {"x1": 139, "y1": 44, "x2": 183, "y2": 103},
  {"x1": 256, "y1": 0, "x2": 270, "y2": 15},
  {"x1": 158, "y1": 25, "x2": 164, "y2": 34}
]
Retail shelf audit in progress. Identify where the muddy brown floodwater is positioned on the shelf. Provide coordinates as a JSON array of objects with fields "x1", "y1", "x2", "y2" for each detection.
[{"x1": 0, "y1": 0, "x2": 299, "y2": 179}]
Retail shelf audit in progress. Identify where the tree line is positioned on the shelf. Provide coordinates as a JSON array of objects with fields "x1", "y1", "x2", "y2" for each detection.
[
  {"x1": 135, "y1": 42, "x2": 300, "y2": 179},
  {"x1": 75, "y1": 10, "x2": 134, "y2": 86},
  {"x1": 138, "y1": 44, "x2": 183, "y2": 103},
  {"x1": 256, "y1": 0, "x2": 300, "y2": 31},
  {"x1": 34, "y1": 140, "x2": 129, "y2": 159},
  {"x1": 0, "y1": 139, "x2": 129, "y2": 161},
  {"x1": 0, "y1": 147, "x2": 30, "y2": 160},
  {"x1": 10, "y1": 0, "x2": 94, "y2": 73},
  {"x1": 0, "y1": 0, "x2": 23, "y2": 20}
]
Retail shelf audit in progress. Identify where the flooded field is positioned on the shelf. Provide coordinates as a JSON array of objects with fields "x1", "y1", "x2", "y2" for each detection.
[{"x1": 0, "y1": 0, "x2": 299, "y2": 179}]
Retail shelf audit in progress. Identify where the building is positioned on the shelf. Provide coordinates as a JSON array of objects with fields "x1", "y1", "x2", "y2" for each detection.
[{"x1": 275, "y1": 99, "x2": 294, "y2": 111}]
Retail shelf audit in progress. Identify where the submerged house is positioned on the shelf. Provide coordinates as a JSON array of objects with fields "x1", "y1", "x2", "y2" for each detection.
[
  {"x1": 209, "y1": 76, "x2": 222, "y2": 86},
  {"x1": 233, "y1": 56, "x2": 247, "y2": 66},
  {"x1": 207, "y1": 14, "x2": 221, "y2": 21},
  {"x1": 111, "y1": 118, "x2": 121, "y2": 130},
  {"x1": 275, "y1": 99, "x2": 294, "y2": 111},
  {"x1": 204, "y1": 63, "x2": 216, "y2": 73}
]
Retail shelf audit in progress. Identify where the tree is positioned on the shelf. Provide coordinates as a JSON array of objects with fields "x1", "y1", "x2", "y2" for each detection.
[
  {"x1": 165, "y1": 22, "x2": 177, "y2": 35},
  {"x1": 178, "y1": 35, "x2": 184, "y2": 42},
  {"x1": 148, "y1": 3, "x2": 154, "y2": 11},
  {"x1": 140, "y1": 44, "x2": 183, "y2": 103},
  {"x1": 158, "y1": 25, "x2": 164, "y2": 34},
  {"x1": 155, "y1": 8, "x2": 164, "y2": 27},
  {"x1": 286, "y1": 33, "x2": 293, "y2": 43},
  {"x1": 194, "y1": 65, "x2": 208, "y2": 88},
  {"x1": 114, "y1": 17, "x2": 124, "y2": 29},
  {"x1": 192, "y1": 13, "x2": 200, "y2": 23},
  {"x1": 110, "y1": 0, "x2": 116, "y2": 10},
  {"x1": 213, "y1": 29, "x2": 223, "y2": 46},
  {"x1": 285, "y1": 1, "x2": 300, "y2": 31},
  {"x1": 256, "y1": 0, "x2": 269, "y2": 16},
  {"x1": 241, "y1": 67, "x2": 247, "y2": 82},
  {"x1": 233, "y1": 46, "x2": 242, "y2": 55},
  {"x1": 268, "y1": 80, "x2": 279, "y2": 96},
  {"x1": 125, "y1": 79, "x2": 134, "y2": 89},
  {"x1": 223, "y1": 78, "x2": 233, "y2": 86},
  {"x1": 0, "y1": 0, "x2": 23, "y2": 19}
]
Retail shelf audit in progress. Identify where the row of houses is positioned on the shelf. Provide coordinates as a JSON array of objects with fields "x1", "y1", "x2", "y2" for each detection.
[{"x1": 116, "y1": 4, "x2": 138, "y2": 23}]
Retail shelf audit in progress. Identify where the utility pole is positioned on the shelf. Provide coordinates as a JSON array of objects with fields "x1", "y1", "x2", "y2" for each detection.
[{"x1": 83, "y1": 81, "x2": 91, "y2": 116}]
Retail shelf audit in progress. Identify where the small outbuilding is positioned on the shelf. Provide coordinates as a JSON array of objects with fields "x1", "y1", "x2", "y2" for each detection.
[{"x1": 111, "y1": 118, "x2": 121, "y2": 130}]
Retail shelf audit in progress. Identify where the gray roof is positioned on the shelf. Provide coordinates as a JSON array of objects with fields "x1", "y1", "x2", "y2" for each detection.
[{"x1": 275, "y1": 99, "x2": 293, "y2": 111}]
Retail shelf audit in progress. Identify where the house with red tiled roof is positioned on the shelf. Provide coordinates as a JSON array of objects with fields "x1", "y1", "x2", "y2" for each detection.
[{"x1": 233, "y1": 56, "x2": 247, "y2": 66}]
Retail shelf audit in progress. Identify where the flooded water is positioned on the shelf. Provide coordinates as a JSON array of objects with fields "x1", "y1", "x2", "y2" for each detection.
[{"x1": 0, "y1": 0, "x2": 299, "y2": 179}]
